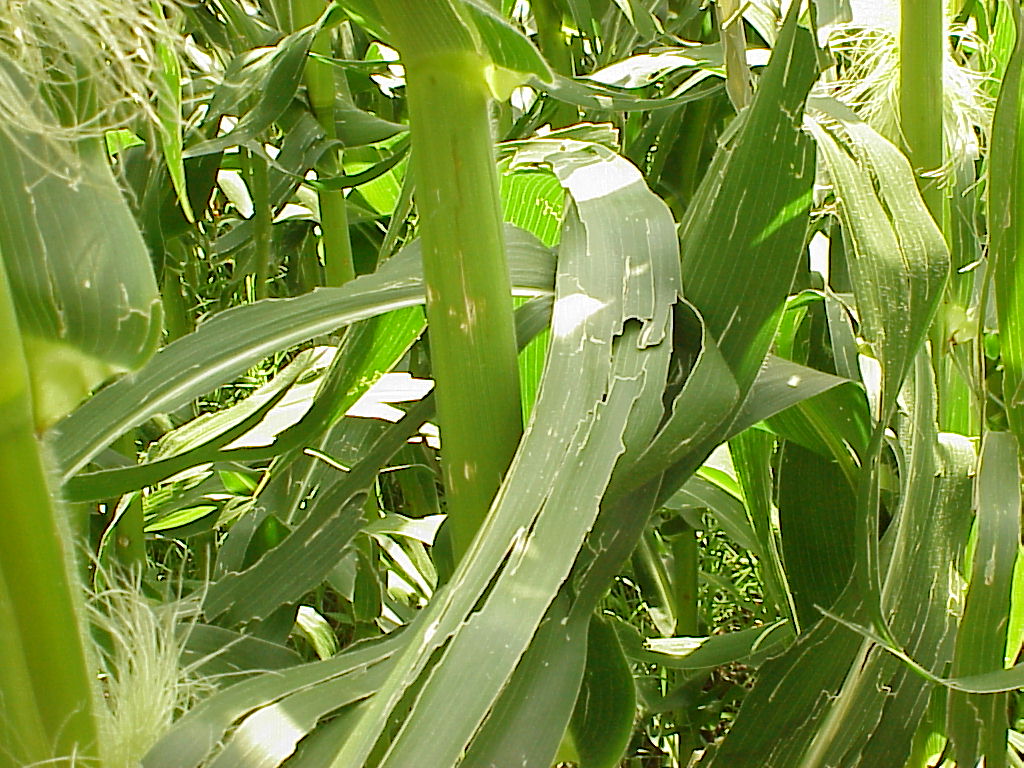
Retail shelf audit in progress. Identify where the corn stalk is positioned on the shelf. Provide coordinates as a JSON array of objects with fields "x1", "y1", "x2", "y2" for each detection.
[
  {"x1": 377, "y1": 0, "x2": 523, "y2": 559},
  {"x1": 293, "y1": 0, "x2": 355, "y2": 287},
  {"x1": 899, "y1": 0, "x2": 944, "y2": 222},
  {"x1": 0, "y1": 258, "x2": 99, "y2": 767}
]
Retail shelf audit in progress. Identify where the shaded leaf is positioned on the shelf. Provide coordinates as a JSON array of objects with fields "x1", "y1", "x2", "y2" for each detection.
[
  {"x1": 568, "y1": 614, "x2": 636, "y2": 768},
  {"x1": 989, "y1": 3, "x2": 1024, "y2": 445},
  {"x1": 0, "y1": 125, "x2": 161, "y2": 427}
]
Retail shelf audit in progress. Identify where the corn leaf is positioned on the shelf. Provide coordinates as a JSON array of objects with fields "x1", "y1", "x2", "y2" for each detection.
[
  {"x1": 459, "y1": 595, "x2": 588, "y2": 768},
  {"x1": 777, "y1": 442, "x2": 856, "y2": 628},
  {"x1": 702, "y1": 353, "x2": 975, "y2": 767},
  {"x1": 806, "y1": 98, "x2": 950, "y2": 632},
  {"x1": 329, "y1": 136, "x2": 680, "y2": 768},
  {"x1": 805, "y1": 98, "x2": 949, "y2": 415},
  {"x1": 143, "y1": 633, "x2": 408, "y2": 768},
  {"x1": 0, "y1": 126, "x2": 162, "y2": 428},
  {"x1": 51, "y1": 226, "x2": 554, "y2": 479},
  {"x1": 989, "y1": 3, "x2": 1024, "y2": 445},
  {"x1": 184, "y1": 4, "x2": 343, "y2": 158},
  {"x1": 565, "y1": 2, "x2": 818, "y2": 670},
  {"x1": 201, "y1": 400, "x2": 430, "y2": 625},
  {"x1": 567, "y1": 614, "x2": 637, "y2": 768},
  {"x1": 678, "y1": 9, "x2": 816, "y2": 392},
  {"x1": 947, "y1": 431, "x2": 1021, "y2": 768}
]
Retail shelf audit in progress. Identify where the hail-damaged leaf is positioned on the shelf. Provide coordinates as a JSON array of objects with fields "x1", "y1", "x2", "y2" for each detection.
[
  {"x1": 805, "y1": 96, "x2": 949, "y2": 415},
  {"x1": 328, "y1": 138, "x2": 679, "y2": 768},
  {"x1": 947, "y1": 431, "x2": 1019, "y2": 766}
]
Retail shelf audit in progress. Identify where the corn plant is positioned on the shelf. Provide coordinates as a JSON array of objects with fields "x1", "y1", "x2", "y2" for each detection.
[{"x1": 2, "y1": 0, "x2": 1023, "y2": 767}]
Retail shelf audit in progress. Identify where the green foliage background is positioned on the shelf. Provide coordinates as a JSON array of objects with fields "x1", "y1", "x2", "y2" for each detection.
[{"x1": 0, "y1": 0, "x2": 1022, "y2": 766}]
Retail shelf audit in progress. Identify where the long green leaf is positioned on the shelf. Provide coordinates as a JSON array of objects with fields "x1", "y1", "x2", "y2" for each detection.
[
  {"x1": 805, "y1": 98, "x2": 949, "y2": 414},
  {"x1": 201, "y1": 400, "x2": 431, "y2": 625},
  {"x1": 565, "y1": 5, "x2": 817, "y2": 645},
  {"x1": 947, "y1": 431, "x2": 1019, "y2": 768},
  {"x1": 459, "y1": 595, "x2": 588, "y2": 768},
  {"x1": 0, "y1": 128, "x2": 161, "y2": 428},
  {"x1": 143, "y1": 633, "x2": 408, "y2": 768},
  {"x1": 806, "y1": 98, "x2": 950, "y2": 631},
  {"x1": 65, "y1": 351, "x2": 316, "y2": 501},
  {"x1": 989, "y1": 3, "x2": 1024, "y2": 446},
  {"x1": 50, "y1": 226, "x2": 554, "y2": 479},
  {"x1": 702, "y1": 352, "x2": 975, "y2": 767},
  {"x1": 329, "y1": 136, "x2": 679, "y2": 768},
  {"x1": 567, "y1": 614, "x2": 637, "y2": 768},
  {"x1": 678, "y1": 9, "x2": 816, "y2": 392},
  {"x1": 184, "y1": 5, "x2": 343, "y2": 158}
]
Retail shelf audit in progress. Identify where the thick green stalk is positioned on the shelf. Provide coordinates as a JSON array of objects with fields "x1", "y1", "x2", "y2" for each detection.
[
  {"x1": 378, "y1": 1, "x2": 524, "y2": 559},
  {"x1": 532, "y1": 0, "x2": 572, "y2": 76},
  {"x1": 899, "y1": 0, "x2": 944, "y2": 222},
  {"x1": 0, "y1": 260, "x2": 99, "y2": 766},
  {"x1": 901, "y1": 2, "x2": 972, "y2": 438},
  {"x1": 293, "y1": 0, "x2": 355, "y2": 286},
  {"x1": 0, "y1": 562, "x2": 49, "y2": 767}
]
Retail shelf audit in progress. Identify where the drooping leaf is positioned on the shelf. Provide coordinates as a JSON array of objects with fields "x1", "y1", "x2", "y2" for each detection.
[
  {"x1": 143, "y1": 632, "x2": 407, "y2": 768},
  {"x1": 184, "y1": 5, "x2": 344, "y2": 158},
  {"x1": 947, "y1": 432, "x2": 1019, "y2": 768},
  {"x1": 806, "y1": 95, "x2": 951, "y2": 635},
  {"x1": 805, "y1": 97, "x2": 950, "y2": 415},
  {"x1": 702, "y1": 353, "x2": 975, "y2": 767},
  {"x1": 201, "y1": 400, "x2": 430, "y2": 625},
  {"x1": 562, "y1": 4, "x2": 819, "y2": 687},
  {"x1": 732, "y1": 355, "x2": 863, "y2": 437},
  {"x1": 329, "y1": 136, "x2": 680, "y2": 768}
]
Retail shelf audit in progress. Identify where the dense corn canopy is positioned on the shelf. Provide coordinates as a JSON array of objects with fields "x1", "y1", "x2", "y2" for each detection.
[{"x1": 0, "y1": 1, "x2": 1022, "y2": 767}]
